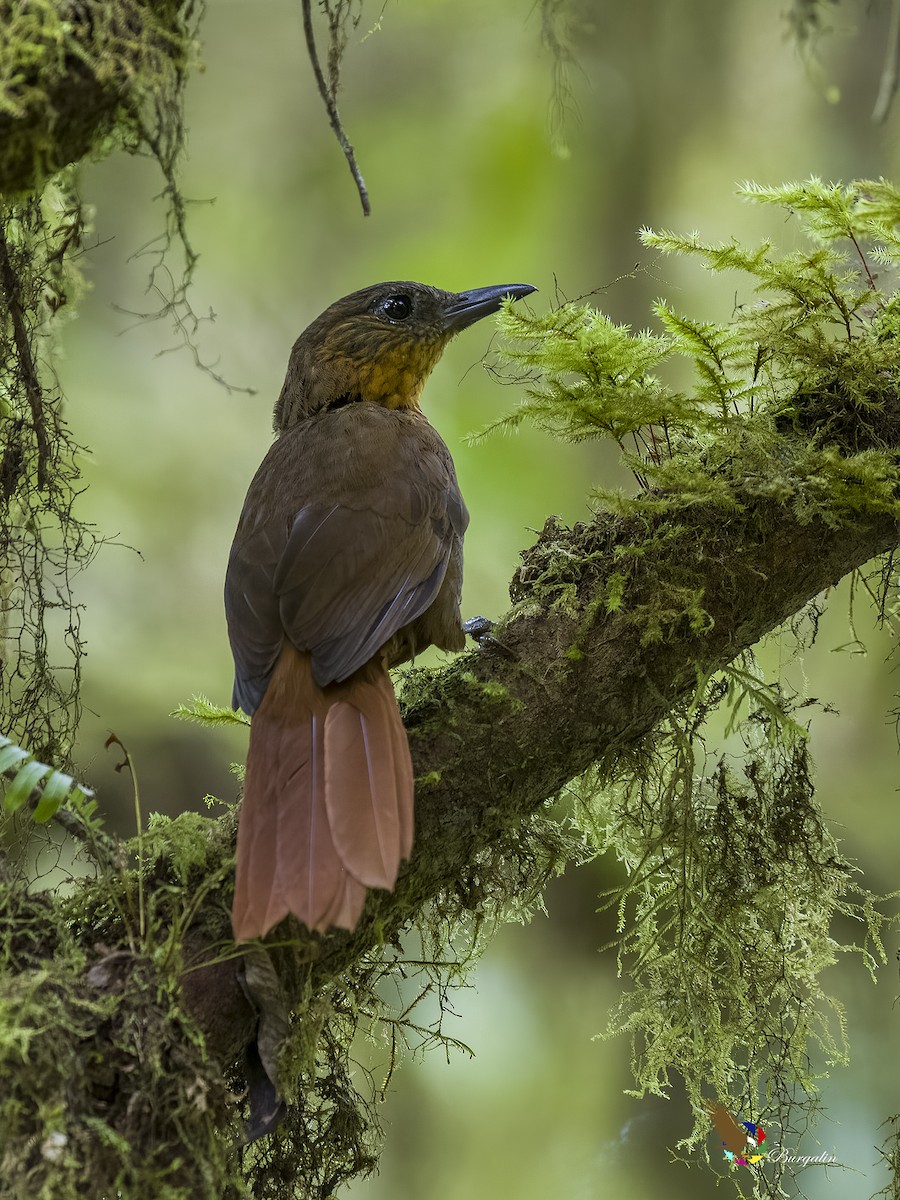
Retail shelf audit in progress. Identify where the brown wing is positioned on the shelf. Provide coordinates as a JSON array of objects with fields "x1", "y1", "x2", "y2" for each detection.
[{"x1": 225, "y1": 404, "x2": 468, "y2": 713}]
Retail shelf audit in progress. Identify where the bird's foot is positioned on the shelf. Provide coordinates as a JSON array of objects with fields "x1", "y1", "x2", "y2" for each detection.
[
  {"x1": 463, "y1": 615, "x2": 495, "y2": 643},
  {"x1": 463, "y1": 615, "x2": 516, "y2": 658},
  {"x1": 240, "y1": 1042, "x2": 286, "y2": 1144}
]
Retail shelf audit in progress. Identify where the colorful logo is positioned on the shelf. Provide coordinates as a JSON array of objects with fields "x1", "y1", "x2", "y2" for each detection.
[{"x1": 707, "y1": 1102, "x2": 767, "y2": 1166}]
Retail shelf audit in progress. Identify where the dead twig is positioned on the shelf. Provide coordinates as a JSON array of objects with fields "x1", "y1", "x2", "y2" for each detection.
[{"x1": 301, "y1": 0, "x2": 371, "y2": 216}]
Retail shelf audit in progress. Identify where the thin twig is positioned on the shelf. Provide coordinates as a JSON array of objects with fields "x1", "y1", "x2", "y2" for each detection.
[
  {"x1": 106, "y1": 733, "x2": 146, "y2": 944},
  {"x1": 301, "y1": 0, "x2": 371, "y2": 216},
  {"x1": 848, "y1": 229, "x2": 877, "y2": 291}
]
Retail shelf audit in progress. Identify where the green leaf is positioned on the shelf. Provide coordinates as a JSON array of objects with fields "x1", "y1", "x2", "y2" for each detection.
[
  {"x1": 171, "y1": 693, "x2": 250, "y2": 727},
  {"x1": 0, "y1": 737, "x2": 30, "y2": 775},
  {"x1": 32, "y1": 770, "x2": 87, "y2": 823},
  {"x1": 3, "y1": 758, "x2": 51, "y2": 813},
  {"x1": 0, "y1": 736, "x2": 94, "y2": 820}
]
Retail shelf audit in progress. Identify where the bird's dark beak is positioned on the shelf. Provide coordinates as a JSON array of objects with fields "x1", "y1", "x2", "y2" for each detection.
[{"x1": 441, "y1": 283, "x2": 537, "y2": 334}]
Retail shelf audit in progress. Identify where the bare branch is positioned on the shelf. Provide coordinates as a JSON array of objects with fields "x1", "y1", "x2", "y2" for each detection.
[{"x1": 301, "y1": 0, "x2": 371, "y2": 216}]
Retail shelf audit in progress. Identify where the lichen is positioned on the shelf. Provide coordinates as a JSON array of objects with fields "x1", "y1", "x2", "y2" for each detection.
[
  {"x1": 488, "y1": 178, "x2": 900, "y2": 1192},
  {"x1": 6, "y1": 173, "x2": 900, "y2": 1200},
  {"x1": 0, "y1": 0, "x2": 203, "y2": 766}
]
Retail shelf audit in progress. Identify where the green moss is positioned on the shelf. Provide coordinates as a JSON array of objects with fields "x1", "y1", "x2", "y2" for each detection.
[
  {"x1": 0, "y1": 859, "x2": 243, "y2": 1199},
  {"x1": 0, "y1": 0, "x2": 201, "y2": 197},
  {"x1": 490, "y1": 180, "x2": 900, "y2": 1168},
  {"x1": 465, "y1": 675, "x2": 512, "y2": 702},
  {"x1": 143, "y1": 810, "x2": 226, "y2": 884}
]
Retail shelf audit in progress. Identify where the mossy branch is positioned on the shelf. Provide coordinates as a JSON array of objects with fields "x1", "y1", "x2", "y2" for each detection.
[
  {"x1": 0, "y1": 0, "x2": 202, "y2": 198},
  {"x1": 8, "y1": 178, "x2": 900, "y2": 1197},
  {"x1": 299, "y1": 429, "x2": 900, "y2": 991},
  {"x1": 10, "y1": 390, "x2": 895, "y2": 1197}
]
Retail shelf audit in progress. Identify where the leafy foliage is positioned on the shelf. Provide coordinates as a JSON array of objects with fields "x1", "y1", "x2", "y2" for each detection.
[
  {"x1": 490, "y1": 179, "x2": 900, "y2": 1192},
  {"x1": 0, "y1": 732, "x2": 93, "y2": 822}
]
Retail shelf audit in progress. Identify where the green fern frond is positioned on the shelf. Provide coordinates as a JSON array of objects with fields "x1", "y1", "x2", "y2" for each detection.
[
  {"x1": 170, "y1": 694, "x2": 250, "y2": 728},
  {"x1": 0, "y1": 734, "x2": 93, "y2": 823},
  {"x1": 641, "y1": 226, "x2": 774, "y2": 277},
  {"x1": 493, "y1": 299, "x2": 703, "y2": 444},
  {"x1": 739, "y1": 176, "x2": 900, "y2": 244}
]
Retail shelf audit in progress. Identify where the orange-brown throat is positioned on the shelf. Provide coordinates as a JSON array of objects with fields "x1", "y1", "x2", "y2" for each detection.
[
  {"x1": 275, "y1": 280, "x2": 537, "y2": 428},
  {"x1": 346, "y1": 339, "x2": 446, "y2": 411}
]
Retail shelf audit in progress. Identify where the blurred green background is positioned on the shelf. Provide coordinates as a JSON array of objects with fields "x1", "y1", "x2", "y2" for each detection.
[{"x1": 59, "y1": 1, "x2": 898, "y2": 1196}]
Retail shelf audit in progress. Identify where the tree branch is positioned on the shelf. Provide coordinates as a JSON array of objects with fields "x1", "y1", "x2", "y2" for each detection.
[
  {"x1": 183, "y1": 407, "x2": 900, "y2": 1045},
  {"x1": 300, "y1": 0, "x2": 371, "y2": 216},
  {"x1": 6, "y1": 364, "x2": 900, "y2": 1192},
  {"x1": 0, "y1": 1, "x2": 196, "y2": 197},
  {"x1": 324, "y1": 500, "x2": 899, "y2": 977}
]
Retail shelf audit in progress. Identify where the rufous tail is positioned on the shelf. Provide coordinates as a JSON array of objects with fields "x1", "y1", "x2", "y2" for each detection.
[{"x1": 232, "y1": 643, "x2": 414, "y2": 941}]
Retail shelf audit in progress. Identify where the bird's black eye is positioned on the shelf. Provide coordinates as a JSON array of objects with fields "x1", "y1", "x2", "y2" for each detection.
[{"x1": 380, "y1": 294, "x2": 412, "y2": 322}]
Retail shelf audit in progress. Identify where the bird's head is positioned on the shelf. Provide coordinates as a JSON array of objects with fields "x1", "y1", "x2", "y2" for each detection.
[{"x1": 275, "y1": 280, "x2": 536, "y2": 429}]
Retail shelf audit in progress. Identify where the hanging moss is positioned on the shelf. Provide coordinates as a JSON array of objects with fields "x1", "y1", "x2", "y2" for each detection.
[
  {"x1": 0, "y1": 0, "x2": 203, "y2": 766},
  {"x1": 0, "y1": 0, "x2": 201, "y2": 197},
  {"x1": 488, "y1": 179, "x2": 900, "y2": 1187},
  {"x1": 6, "y1": 165, "x2": 900, "y2": 1199}
]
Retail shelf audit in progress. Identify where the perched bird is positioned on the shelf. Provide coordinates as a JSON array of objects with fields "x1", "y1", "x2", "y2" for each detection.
[{"x1": 226, "y1": 280, "x2": 536, "y2": 941}]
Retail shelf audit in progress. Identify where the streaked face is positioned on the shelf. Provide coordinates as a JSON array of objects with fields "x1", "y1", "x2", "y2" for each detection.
[
  {"x1": 309, "y1": 281, "x2": 538, "y2": 409},
  {"x1": 277, "y1": 281, "x2": 537, "y2": 421}
]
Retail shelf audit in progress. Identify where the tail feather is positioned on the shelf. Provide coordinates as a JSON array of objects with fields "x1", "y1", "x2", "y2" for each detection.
[
  {"x1": 320, "y1": 872, "x2": 368, "y2": 932},
  {"x1": 232, "y1": 643, "x2": 414, "y2": 941},
  {"x1": 323, "y1": 672, "x2": 414, "y2": 889}
]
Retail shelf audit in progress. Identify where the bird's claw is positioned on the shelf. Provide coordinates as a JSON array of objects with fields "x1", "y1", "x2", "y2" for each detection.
[
  {"x1": 463, "y1": 615, "x2": 516, "y2": 659},
  {"x1": 463, "y1": 615, "x2": 495, "y2": 643}
]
